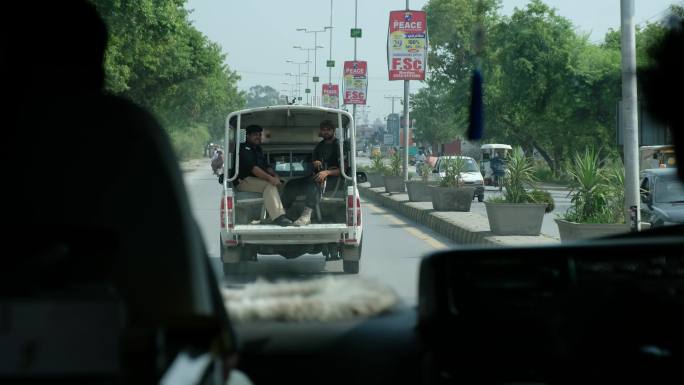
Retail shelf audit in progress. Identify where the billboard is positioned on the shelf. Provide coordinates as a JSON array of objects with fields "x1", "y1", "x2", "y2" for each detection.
[
  {"x1": 343, "y1": 61, "x2": 368, "y2": 105},
  {"x1": 387, "y1": 10, "x2": 428, "y2": 81},
  {"x1": 322, "y1": 84, "x2": 339, "y2": 108}
]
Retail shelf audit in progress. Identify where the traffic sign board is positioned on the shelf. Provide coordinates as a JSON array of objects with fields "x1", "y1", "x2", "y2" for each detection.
[
  {"x1": 350, "y1": 28, "x2": 362, "y2": 38},
  {"x1": 326, "y1": 60, "x2": 335, "y2": 67},
  {"x1": 298, "y1": 97, "x2": 302, "y2": 101},
  {"x1": 313, "y1": 76, "x2": 319, "y2": 82},
  {"x1": 305, "y1": 88, "x2": 311, "y2": 93}
]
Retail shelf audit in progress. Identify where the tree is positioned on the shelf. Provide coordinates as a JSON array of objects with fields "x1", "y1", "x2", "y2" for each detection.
[
  {"x1": 485, "y1": 0, "x2": 620, "y2": 173},
  {"x1": 90, "y1": 0, "x2": 245, "y2": 158},
  {"x1": 423, "y1": 0, "x2": 502, "y2": 127},
  {"x1": 245, "y1": 85, "x2": 281, "y2": 108},
  {"x1": 411, "y1": 80, "x2": 463, "y2": 150}
]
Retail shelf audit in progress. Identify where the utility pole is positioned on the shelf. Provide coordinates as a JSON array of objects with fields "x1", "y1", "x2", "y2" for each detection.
[
  {"x1": 328, "y1": 0, "x2": 334, "y2": 86},
  {"x1": 286, "y1": 61, "x2": 309, "y2": 103},
  {"x1": 403, "y1": 0, "x2": 411, "y2": 181},
  {"x1": 385, "y1": 95, "x2": 401, "y2": 115},
  {"x1": 297, "y1": 28, "x2": 329, "y2": 106},
  {"x1": 352, "y1": 0, "x2": 358, "y2": 138},
  {"x1": 620, "y1": 0, "x2": 640, "y2": 230}
]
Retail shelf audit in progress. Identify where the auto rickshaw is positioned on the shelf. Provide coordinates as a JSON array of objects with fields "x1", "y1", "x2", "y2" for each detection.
[
  {"x1": 480, "y1": 144, "x2": 512, "y2": 186},
  {"x1": 639, "y1": 145, "x2": 676, "y2": 171}
]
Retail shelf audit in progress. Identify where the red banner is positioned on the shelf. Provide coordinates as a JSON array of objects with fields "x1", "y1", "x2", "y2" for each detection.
[
  {"x1": 322, "y1": 84, "x2": 339, "y2": 108},
  {"x1": 343, "y1": 61, "x2": 368, "y2": 105},
  {"x1": 387, "y1": 10, "x2": 427, "y2": 81}
]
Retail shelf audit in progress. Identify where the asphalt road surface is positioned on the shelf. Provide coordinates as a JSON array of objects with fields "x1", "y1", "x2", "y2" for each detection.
[{"x1": 183, "y1": 163, "x2": 455, "y2": 303}]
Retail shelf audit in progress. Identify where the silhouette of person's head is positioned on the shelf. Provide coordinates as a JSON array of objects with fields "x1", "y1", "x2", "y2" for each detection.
[
  {"x1": 642, "y1": 17, "x2": 684, "y2": 180},
  {"x1": 2, "y1": 1, "x2": 108, "y2": 110}
]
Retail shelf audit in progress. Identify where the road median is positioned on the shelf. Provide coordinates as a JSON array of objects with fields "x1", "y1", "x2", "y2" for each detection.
[{"x1": 359, "y1": 185, "x2": 559, "y2": 247}]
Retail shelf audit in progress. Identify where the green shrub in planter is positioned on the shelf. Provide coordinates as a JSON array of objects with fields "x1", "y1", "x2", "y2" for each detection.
[
  {"x1": 386, "y1": 151, "x2": 402, "y2": 177},
  {"x1": 419, "y1": 162, "x2": 433, "y2": 183},
  {"x1": 370, "y1": 154, "x2": 388, "y2": 174},
  {"x1": 561, "y1": 148, "x2": 624, "y2": 224},
  {"x1": 439, "y1": 156, "x2": 466, "y2": 188},
  {"x1": 484, "y1": 147, "x2": 553, "y2": 235},
  {"x1": 528, "y1": 189, "x2": 555, "y2": 213}
]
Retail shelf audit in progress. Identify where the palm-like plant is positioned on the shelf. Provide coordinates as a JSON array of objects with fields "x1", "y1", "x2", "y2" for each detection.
[
  {"x1": 388, "y1": 151, "x2": 402, "y2": 176},
  {"x1": 370, "y1": 154, "x2": 387, "y2": 174},
  {"x1": 419, "y1": 162, "x2": 433, "y2": 183},
  {"x1": 439, "y1": 156, "x2": 466, "y2": 188},
  {"x1": 562, "y1": 148, "x2": 621, "y2": 223},
  {"x1": 604, "y1": 158, "x2": 626, "y2": 223},
  {"x1": 503, "y1": 147, "x2": 537, "y2": 203}
]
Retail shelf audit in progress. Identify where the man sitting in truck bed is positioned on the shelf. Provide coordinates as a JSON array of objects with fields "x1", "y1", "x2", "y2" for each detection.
[
  {"x1": 282, "y1": 119, "x2": 342, "y2": 226},
  {"x1": 236, "y1": 125, "x2": 293, "y2": 227}
]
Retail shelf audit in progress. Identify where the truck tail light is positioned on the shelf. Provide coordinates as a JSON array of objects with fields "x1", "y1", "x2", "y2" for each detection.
[
  {"x1": 220, "y1": 194, "x2": 234, "y2": 229},
  {"x1": 347, "y1": 195, "x2": 361, "y2": 227}
]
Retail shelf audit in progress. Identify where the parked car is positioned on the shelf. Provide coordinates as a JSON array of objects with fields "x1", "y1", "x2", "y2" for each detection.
[
  {"x1": 432, "y1": 156, "x2": 485, "y2": 202},
  {"x1": 640, "y1": 168, "x2": 684, "y2": 227}
]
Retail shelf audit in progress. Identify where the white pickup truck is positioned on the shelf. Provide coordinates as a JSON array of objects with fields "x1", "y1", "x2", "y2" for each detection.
[{"x1": 219, "y1": 106, "x2": 364, "y2": 274}]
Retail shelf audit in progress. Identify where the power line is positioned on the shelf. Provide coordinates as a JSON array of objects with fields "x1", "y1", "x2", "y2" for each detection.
[
  {"x1": 233, "y1": 68, "x2": 395, "y2": 81},
  {"x1": 637, "y1": 2, "x2": 683, "y2": 25}
]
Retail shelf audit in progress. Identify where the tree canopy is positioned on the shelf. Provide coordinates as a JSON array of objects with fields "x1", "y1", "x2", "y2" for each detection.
[
  {"x1": 245, "y1": 85, "x2": 282, "y2": 108},
  {"x1": 417, "y1": 0, "x2": 682, "y2": 172},
  {"x1": 90, "y1": 0, "x2": 245, "y2": 158}
]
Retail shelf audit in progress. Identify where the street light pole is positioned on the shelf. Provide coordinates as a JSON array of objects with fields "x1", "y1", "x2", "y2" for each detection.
[
  {"x1": 292, "y1": 47, "x2": 317, "y2": 106},
  {"x1": 329, "y1": 0, "x2": 334, "y2": 86},
  {"x1": 620, "y1": 0, "x2": 640, "y2": 230},
  {"x1": 286, "y1": 60, "x2": 309, "y2": 104},
  {"x1": 385, "y1": 95, "x2": 401, "y2": 115},
  {"x1": 298, "y1": 28, "x2": 329, "y2": 106},
  {"x1": 352, "y1": 0, "x2": 358, "y2": 140},
  {"x1": 403, "y1": 0, "x2": 411, "y2": 182}
]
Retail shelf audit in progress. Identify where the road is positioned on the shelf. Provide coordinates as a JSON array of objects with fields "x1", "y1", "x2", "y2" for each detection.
[{"x1": 183, "y1": 163, "x2": 455, "y2": 303}]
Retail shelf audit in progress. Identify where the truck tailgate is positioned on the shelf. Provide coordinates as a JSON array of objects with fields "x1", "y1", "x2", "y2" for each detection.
[{"x1": 232, "y1": 224, "x2": 348, "y2": 244}]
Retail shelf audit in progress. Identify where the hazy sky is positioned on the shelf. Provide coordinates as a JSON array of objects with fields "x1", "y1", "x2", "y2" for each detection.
[{"x1": 186, "y1": 0, "x2": 680, "y2": 122}]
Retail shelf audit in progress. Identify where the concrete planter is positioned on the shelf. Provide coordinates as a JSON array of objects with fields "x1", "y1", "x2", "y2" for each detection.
[
  {"x1": 405, "y1": 180, "x2": 437, "y2": 202},
  {"x1": 384, "y1": 175, "x2": 406, "y2": 193},
  {"x1": 430, "y1": 186, "x2": 474, "y2": 212},
  {"x1": 555, "y1": 219, "x2": 630, "y2": 242},
  {"x1": 485, "y1": 202, "x2": 546, "y2": 235},
  {"x1": 366, "y1": 172, "x2": 385, "y2": 188}
]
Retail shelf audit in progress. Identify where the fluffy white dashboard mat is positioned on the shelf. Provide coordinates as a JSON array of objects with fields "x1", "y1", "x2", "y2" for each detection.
[{"x1": 221, "y1": 276, "x2": 400, "y2": 322}]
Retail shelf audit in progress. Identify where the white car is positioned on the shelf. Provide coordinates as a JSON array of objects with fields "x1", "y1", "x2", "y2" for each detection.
[{"x1": 432, "y1": 156, "x2": 485, "y2": 202}]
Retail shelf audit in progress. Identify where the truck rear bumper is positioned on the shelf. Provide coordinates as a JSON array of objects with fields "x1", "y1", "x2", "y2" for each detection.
[{"x1": 224, "y1": 224, "x2": 350, "y2": 245}]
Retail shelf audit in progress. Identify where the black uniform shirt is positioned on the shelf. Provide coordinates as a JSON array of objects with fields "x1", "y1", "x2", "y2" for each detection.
[
  {"x1": 239, "y1": 142, "x2": 268, "y2": 179},
  {"x1": 313, "y1": 138, "x2": 341, "y2": 170}
]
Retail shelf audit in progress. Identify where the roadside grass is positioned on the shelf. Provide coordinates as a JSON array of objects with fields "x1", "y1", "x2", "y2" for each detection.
[{"x1": 169, "y1": 124, "x2": 211, "y2": 161}]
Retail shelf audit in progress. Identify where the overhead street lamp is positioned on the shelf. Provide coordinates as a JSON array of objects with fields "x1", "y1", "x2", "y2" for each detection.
[
  {"x1": 281, "y1": 82, "x2": 295, "y2": 103},
  {"x1": 285, "y1": 61, "x2": 309, "y2": 103},
  {"x1": 293, "y1": 46, "x2": 322, "y2": 106},
  {"x1": 297, "y1": 27, "x2": 331, "y2": 106}
]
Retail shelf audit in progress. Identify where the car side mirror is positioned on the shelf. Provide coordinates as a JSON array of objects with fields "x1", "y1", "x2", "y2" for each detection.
[{"x1": 356, "y1": 171, "x2": 367, "y2": 183}]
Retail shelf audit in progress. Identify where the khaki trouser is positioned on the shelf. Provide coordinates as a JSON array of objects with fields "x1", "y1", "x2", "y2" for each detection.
[{"x1": 237, "y1": 176, "x2": 286, "y2": 220}]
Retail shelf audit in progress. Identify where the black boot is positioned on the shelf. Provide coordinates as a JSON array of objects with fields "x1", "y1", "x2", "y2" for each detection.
[{"x1": 273, "y1": 214, "x2": 293, "y2": 227}]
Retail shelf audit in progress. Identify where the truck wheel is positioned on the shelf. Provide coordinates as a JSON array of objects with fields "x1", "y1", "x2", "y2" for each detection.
[{"x1": 343, "y1": 261, "x2": 359, "y2": 274}]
